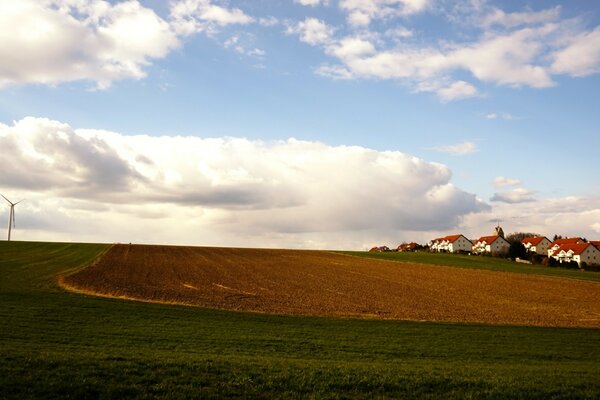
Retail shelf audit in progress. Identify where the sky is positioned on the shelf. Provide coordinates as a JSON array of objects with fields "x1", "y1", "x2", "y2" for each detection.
[{"x1": 0, "y1": 0, "x2": 599, "y2": 249}]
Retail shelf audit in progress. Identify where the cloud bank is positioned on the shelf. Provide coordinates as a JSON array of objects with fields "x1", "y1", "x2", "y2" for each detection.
[{"x1": 0, "y1": 117, "x2": 488, "y2": 248}]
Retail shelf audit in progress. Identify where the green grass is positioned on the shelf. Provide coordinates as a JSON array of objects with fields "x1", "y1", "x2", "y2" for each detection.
[
  {"x1": 1, "y1": 241, "x2": 599, "y2": 399},
  {"x1": 338, "y1": 250, "x2": 600, "y2": 281}
]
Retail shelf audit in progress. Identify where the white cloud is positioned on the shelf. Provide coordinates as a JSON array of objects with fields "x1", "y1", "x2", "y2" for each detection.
[
  {"x1": 0, "y1": 0, "x2": 257, "y2": 89},
  {"x1": 481, "y1": 6, "x2": 561, "y2": 29},
  {"x1": 0, "y1": 117, "x2": 488, "y2": 248},
  {"x1": 432, "y1": 141, "x2": 477, "y2": 156},
  {"x1": 339, "y1": 0, "x2": 430, "y2": 27},
  {"x1": 293, "y1": 20, "x2": 561, "y2": 101},
  {"x1": 0, "y1": 0, "x2": 179, "y2": 89},
  {"x1": 286, "y1": 18, "x2": 335, "y2": 46},
  {"x1": 436, "y1": 80, "x2": 478, "y2": 101},
  {"x1": 490, "y1": 188, "x2": 536, "y2": 204},
  {"x1": 385, "y1": 27, "x2": 414, "y2": 39},
  {"x1": 551, "y1": 26, "x2": 600, "y2": 77},
  {"x1": 169, "y1": 0, "x2": 253, "y2": 36},
  {"x1": 485, "y1": 112, "x2": 514, "y2": 120},
  {"x1": 461, "y1": 196, "x2": 600, "y2": 241},
  {"x1": 494, "y1": 176, "x2": 521, "y2": 188},
  {"x1": 294, "y1": 0, "x2": 328, "y2": 6}
]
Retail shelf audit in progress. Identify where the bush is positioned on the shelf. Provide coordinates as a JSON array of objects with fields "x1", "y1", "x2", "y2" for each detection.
[{"x1": 508, "y1": 242, "x2": 527, "y2": 260}]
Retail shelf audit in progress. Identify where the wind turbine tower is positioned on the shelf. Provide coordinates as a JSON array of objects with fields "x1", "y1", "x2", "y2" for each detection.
[{"x1": 2, "y1": 194, "x2": 23, "y2": 241}]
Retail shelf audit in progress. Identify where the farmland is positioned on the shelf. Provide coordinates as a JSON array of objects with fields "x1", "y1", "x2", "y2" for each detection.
[
  {"x1": 63, "y1": 244, "x2": 600, "y2": 328},
  {"x1": 2, "y1": 241, "x2": 600, "y2": 398}
]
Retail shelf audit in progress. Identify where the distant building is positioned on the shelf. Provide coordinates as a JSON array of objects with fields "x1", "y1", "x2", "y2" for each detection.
[
  {"x1": 369, "y1": 246, "x2": 390, "y2": 252},
  {"x1": 397, "y1": 242, "x2": 419, "y2": 252},
  {"x1": 548, "y1": 243, "x2": 600, "y2": 266},
  {"x1": 547, "y1": 237, "x2": 584, "y2": 257},
  {"x1": 493, "y1": 224, "x2": 505, "y2": 238},
  {"x1": 472, "y1": 235, "x2": 510, "y2": 256},
  {"x1": 521, "y1": 236, "x2": 551, "y2": 255},
  {"x1": 428, "y1": 234, "x2": 472, "y2": 253}
]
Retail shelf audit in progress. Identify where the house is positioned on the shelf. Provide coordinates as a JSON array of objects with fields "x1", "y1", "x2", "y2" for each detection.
[
  {"x1": 472, "y1": 235, "x2": 510, "y2": 256},
  {"x1": 428, "y1": 234, "x2": 472, "y2": 253},
  {"x1": 548, "y1": 243, "x2": 600, "y2": 266},
  {"x1": 590, "y1": 241, "x2": 600, "y2": 250},
  {"x1": 369, "y1": 246, "x2": 390, "y2": 252},
  {"x1": 521, "y1": 236, "x2": 551, "y2": 255},
  {"x1": 397, "y1": 242, "x2": 419, "y2": 252},
  {"x1": 547, "y1": 237, "x2": 584, "y2": 257}
]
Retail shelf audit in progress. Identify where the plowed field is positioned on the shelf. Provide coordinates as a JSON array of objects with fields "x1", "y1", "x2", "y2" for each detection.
[{"x1": 63, "y1": 244, "x2": 600, "y2": 328}]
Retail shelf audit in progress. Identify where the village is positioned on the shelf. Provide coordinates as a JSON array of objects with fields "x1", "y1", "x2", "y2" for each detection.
[{"x1": 370, "y1": 224, "x2": 600, "y2": 269}]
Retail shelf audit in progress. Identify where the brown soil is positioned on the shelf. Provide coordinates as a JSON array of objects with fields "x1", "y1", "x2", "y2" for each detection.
[{"x1": 63, "y1": 244, "x2": 600, "y2": 328}]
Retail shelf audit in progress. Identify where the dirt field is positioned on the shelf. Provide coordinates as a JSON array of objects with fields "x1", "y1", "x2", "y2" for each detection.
[{"x1": 63, "y1": 244, "x2": 600, "y2": 328}]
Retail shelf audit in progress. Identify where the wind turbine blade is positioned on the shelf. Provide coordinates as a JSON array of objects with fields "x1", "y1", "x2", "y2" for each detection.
[
  {"x1": 14, "y1": 199, "x2": 24, "y2": 205},
  {"x1": 12, "y1": 208, "x2": 15, "y2": 229},
  {"x1": 1, "y1": 194, "x2": 12, "y2": 205}
]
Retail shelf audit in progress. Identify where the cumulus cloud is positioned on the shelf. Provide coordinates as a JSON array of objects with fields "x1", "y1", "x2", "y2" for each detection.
[
  {"x1": 550, "y1": 26, "x2": 600, "y2": 77},
  {"x1": 169, "y1": 0, "x2": 253, "y2": 36},
  {"x1": 287, "y1": 3, "x2": 600, "y2": 101},
  {"x1": 286, "y1": 18, "x2": 335, "y2": 46},
  {"x1": 490, "y1": 188, "x2": 536, "y2": 204},
  {"x1": 0, "y1": 117, "x2": 488, "y2": 248},
  {"x1": 431, "y1": 141, "x2": 477, "y2": 156},
  {"x1": 0, "y1": 0, "x2": 255, "y2": 89},
  {"x1": 461, "y1": 196, "x2": 600, "y2": 242},
  {"x1": 0, "y1": 0, "x2": 179, "y2": 89},
  {"x1": 436, "y1": 81, "x2": 478, "y2": 101},
  {"x1": 493, "y1": 176, "x2": 521, "y2": 188}
]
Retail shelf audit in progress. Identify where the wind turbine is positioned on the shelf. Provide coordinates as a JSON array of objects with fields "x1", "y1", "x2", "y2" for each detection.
[{"x1": 1, "y1": 194, "x2": 23, "y2": 241}]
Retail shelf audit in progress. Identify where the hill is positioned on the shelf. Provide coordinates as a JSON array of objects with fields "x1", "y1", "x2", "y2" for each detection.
[
  {"x1": 1, "y1": 241, "x2": 599, "y2": 399},
  {"x1": 62, "y1": 244, "x2": 600, "y2": 328}
]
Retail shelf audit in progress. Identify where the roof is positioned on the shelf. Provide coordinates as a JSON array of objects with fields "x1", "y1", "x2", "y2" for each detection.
[
  {"x1": 590, "y1": 241, "x2": 600, "y2": 249},
  {"x1": 432, "y1": 234, "x2": 467, "y2": 243},
  {"x1": 551, "y1": 237, "x2": 583, "y2": 246},
  {"x1": 550, "y1": 243, "x2": 595, "y2": 256},
  {"x1": 522, "y1": 236, "x2": 548, "y2": 246},
  {"x1": 443, "y1": 234, "x2": 465, "y2": 243},
  {"x1": 476, "y1": 235, "x2": 504, "y2": 245}
]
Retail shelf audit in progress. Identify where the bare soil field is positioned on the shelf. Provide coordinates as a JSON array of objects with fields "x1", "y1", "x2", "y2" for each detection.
[{"x1": 63, "y1": 244, "x2": 600, "y2": 328}]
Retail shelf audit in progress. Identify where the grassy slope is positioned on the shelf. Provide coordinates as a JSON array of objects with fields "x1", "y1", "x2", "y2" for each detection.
[
  {"x1": 0, "y1": 242, "x2": 599, "y2": 399},
  {"x1": 339, "y1": 250, "x2": 600, "y2": 281}
]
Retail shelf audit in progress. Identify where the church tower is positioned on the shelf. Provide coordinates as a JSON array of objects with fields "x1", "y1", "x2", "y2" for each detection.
[{"x1": 493, "y1": 224, "x2": 505, "y2": 238}]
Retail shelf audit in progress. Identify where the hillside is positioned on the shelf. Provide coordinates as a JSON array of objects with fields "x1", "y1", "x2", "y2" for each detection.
[
  {"x1": 2, "y1": 241, "x2": 600, "y2": 398},
  {"x1": 63, "y1": 244, "x2": 600, "y2": 328}
]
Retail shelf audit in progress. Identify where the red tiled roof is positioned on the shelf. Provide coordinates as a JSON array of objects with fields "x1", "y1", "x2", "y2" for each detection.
[
  {"x1": 550, "y1": 237, "x2": 583, "y2": 246},
  {"x1": 549, "y1": 243, "x2": 594, "y2": 256},
  {"x1": 590, "y1": 241, "x2": 600, "y2": 249},
  {"x1": 476, "y1": 235, "x2": 502, "y2": 244},
  {"x1": 443, "y1": 234, "x2": 464, "y2": 243},
  {"x1": 522, "y1": 236, "x2": 548, "y2": 246}
]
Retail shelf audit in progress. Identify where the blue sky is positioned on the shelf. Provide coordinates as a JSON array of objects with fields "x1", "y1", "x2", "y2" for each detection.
[{"x1": 0, "y1": 0, "x2": 599, "y2": 247}]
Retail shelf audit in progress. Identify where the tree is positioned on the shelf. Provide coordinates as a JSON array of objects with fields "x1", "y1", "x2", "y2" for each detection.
[
  {"x1": 506, "y1": 232, "x2": 541, "y2": 245},
  {"x1": 508, "y1": 241, "x2": 527, "y2": 260}
]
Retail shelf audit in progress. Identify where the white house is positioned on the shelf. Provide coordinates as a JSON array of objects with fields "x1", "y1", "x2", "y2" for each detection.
[
  {"x1": 521, "y1": 236, "x2": 551, "y2": 255},
  {"x1": 549, "y1": 243, "x2": 600, "y2": 266},
  {"x1": 547, "y1": 237, "x2": 584, "y2": 257},
  {"x1": 472, "y1": 235, "x2": 510, "y2": 256},
  {"x1": 429, "y1": 234, "x2": 472, "y2": 253}
]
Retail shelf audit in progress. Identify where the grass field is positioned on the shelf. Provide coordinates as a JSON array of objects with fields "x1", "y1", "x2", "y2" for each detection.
[
  {"x1": 1, "y1": 241, "x2": 600, "y2": 399},
  {"x1": 340, "y1": 250, "x2": 600, "y2": 281}
]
